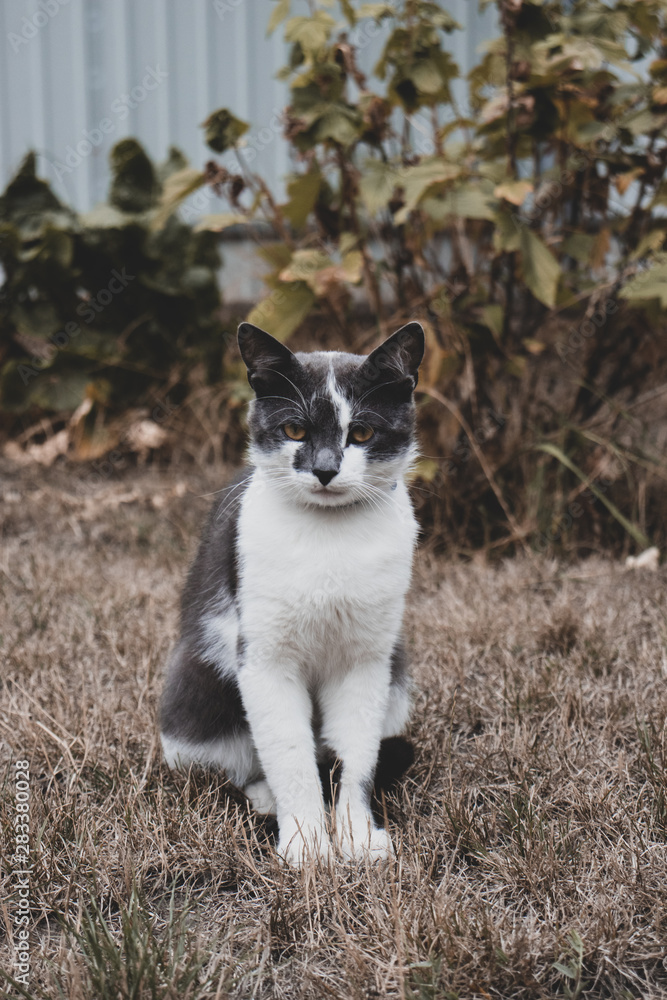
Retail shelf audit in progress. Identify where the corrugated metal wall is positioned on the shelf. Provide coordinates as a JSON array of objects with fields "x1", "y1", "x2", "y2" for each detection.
[{"x1": 1, "y1": 0, "x2": 496, "y2": 211}]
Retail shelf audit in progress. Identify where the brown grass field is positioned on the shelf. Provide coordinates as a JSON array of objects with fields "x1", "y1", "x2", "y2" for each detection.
[{"x1": 1, "y1": 459, "x2": 666, "y2": 1000}]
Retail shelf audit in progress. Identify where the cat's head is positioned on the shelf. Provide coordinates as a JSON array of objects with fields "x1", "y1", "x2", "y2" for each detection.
[{"x1": 237, "y1": 321, "x2": 424, "y2": 509}]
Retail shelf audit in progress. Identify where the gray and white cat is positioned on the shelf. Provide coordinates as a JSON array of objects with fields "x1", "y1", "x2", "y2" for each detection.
[{"x1": 160, "y1": 320, "x2": 424, "y2": 864}]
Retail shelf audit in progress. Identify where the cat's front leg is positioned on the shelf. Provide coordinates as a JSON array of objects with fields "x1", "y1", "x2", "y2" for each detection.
[
  {"x1": 237, "y1": 650, "x2": 330, "y2": 866},
  {"x1": 320, "y1": 660, "x2": 394, "y2": 862}
]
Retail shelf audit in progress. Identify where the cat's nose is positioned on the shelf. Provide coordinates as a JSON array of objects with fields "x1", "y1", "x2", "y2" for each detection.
[
  {"x1": 314, "y1": 467, "x2": 338, "y2": 486},
  {"x1": 313, "y1": 449, "x2": 340, "y2": 486}
]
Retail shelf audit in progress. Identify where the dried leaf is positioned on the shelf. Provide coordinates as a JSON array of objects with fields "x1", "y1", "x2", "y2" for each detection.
[
  {"x1": 201, "y1": 108, "x2": 250, "y2": 154},
  {"x1": 494, "y1": 179, "x2": 533, "y2": 206},
  {"x1": 193, "y1": 213, "x2": 246, "y2": 232}
]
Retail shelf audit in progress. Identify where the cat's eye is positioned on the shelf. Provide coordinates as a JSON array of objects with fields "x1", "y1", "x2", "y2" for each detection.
[
  {"x1": 349, "y1": 425, "x2": 374, "y2": 444},
  {"x1": 284, "y1": 423, "x2": 306, "y2": 441}
]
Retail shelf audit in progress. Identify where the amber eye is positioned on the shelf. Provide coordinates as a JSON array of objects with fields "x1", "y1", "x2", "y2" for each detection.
[
  {"x1": 284, "y1": 423, "x2": 306, "y2": 441},
  {"x1": 349, "y1": 425, "x2": 374, "y2": 444}
]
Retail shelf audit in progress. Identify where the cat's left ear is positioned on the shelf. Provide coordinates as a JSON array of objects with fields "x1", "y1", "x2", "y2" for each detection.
[
  {"x1": 237, "y1": 322, "x2": 300, "y2": 397},
  {"x1": 358, "y1": 322, "x2": 425, "y2": 397}
]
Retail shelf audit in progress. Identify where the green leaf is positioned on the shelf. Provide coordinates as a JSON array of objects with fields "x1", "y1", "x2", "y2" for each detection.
[
  {"x1": 409, "y1": 59, "x2": 443, "y2": 95},
  {"x1": 493, "y1": 208, "x2": 521, "y2": 253},
  {"x1": 201, "y1": 108, "x2": 250, "y2": 154},
  {"x1": 359, "y1": 159, "x2": 398, "y2": 214},
  {"x1": 621, "y1": 255, "x2": 667, "y2": 306},
  {"x1": 313, "y1": 105, "x2": 362, "y2": 146},
  {"x1": 630, "y1": 228, "x2": 667, "y2": 260},
  {"x1": 157, "y1": 146, "x2": 189, "y2": 183},
  {"x1": 519, "y1": 228, "x2": 560, "y2": 308},
  {"x1": 109, "y1": 139, "x2": 161, "y2": 213},
  {"x1": 422, "y1": 182, "x2": 497, "y2": 222},
  {"x1": 394, "y1": 159, "x2": 461, "y2": 223},
  {"x1": 479, "y1": 304, "x2": 504, "y2": 340},
  {"x1": 562, "y1": 233, "x2": 596, "y2": 263},
  {"x1": 0, "y1": 152, "x2": 75, "y2": 236},
  {"x1": 340, "y1": 250, "x2": 363, "y2": 283},
  {"x1": 282, "y1": 168, "x2": 322, "y2": 228},
  {"x1": 278, "y1": 249, "x2": 331, "y2": 283},
  {"x1": 284, "y1": 12, "x2": 336, "y2": 55},
  {"x1": 257, "y1": 243, "x2": 293, "y2": 270},
  {"x1": 267, "y1": 0, "x2": 291, "y2": 36},
  {"x1": 246, "y1": 283, "x2": 316, "y2": 342},
  {"x1": 340, "y1": 0, "x2": 357, "y2": 25},
  {"x1": 151, "y1": 167, "x2": 206, "y2": 230},
  {"x1": 535, "y1": 443, "x2": 649, "y2": 548},
  {"x1": 193, "y1": 213, "x2": 246, "y2": 232},
  {"x1": 357, "y1": 3, "x2": 394, "y2": 19},
  {"x1": 28, "y1": 369, "x2": 91, "y2": 413}
]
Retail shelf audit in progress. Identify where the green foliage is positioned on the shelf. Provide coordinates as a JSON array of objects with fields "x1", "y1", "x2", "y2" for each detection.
[
  {"x1": 0, "y1": 144, "x2": 224, "y2": 457},
  {"x1": 183, "y1": 0, "x2": 667, "y2": 552},
  {"x1": 58, "y1": 883, "x2": 223, "y2": 1000},
  {"x1": 4, "y1": 0, "x2": 667, "y2": 550},
  {"x1": 553, "y1": 930, "x2": 588, "y2": 999}
]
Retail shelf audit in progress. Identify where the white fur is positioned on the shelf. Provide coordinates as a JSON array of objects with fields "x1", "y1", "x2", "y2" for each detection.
[
  {"x1": 165, "y1": 364, "x2": 419, "y2": 864},
  {"x1": 327, "y1": 364, "x2": 352, "y2": 446},
  {"x1": 382, "y1": 677, "x2": 413, "y2": 738},
  {"x1": 200, "y1": 608, "x2": 239, "y2": 680},
  {"x1": 161, "y1": 732, "x2": 259, "y2": 787},
  {"x1": 235, "y1": 467, "x2": 418, "y2": 862},
  {"x1": 244, "y1": 779, "x2": 277, "y2": 815}
]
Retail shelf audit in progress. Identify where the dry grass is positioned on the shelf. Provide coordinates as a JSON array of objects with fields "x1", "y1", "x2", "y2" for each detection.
[{"x1": 1, "y1": 459, "x2": 666, "y2": 1000}]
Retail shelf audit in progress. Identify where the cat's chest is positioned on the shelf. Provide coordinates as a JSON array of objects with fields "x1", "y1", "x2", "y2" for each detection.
[{"x1": 235, "y1": 474, "x2": 415, "y2": 636}]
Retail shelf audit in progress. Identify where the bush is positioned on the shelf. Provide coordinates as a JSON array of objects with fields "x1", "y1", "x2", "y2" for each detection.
[
  {"x1": 3, "y1": 1, "x2": 667, "y2": 553},
  {"x1": 0, "y1": 142, "x2": 226, "y2": 459},
  {"x1": 182, "y1": 0, "x2": 667, "y2": 554}
]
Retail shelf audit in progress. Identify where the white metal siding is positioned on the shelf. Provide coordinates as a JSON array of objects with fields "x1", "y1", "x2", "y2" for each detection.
[{"x1": 1, "y1": 0, "x2": 496, "y2": 211}]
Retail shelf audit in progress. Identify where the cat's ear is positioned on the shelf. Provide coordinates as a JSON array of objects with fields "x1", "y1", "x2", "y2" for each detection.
[
  {"x1": 357, "y1": 322, "x2": 425, "y2": 399},
  {"x1": 237, "y1": 323, "x2": 300, "y2": 397}
]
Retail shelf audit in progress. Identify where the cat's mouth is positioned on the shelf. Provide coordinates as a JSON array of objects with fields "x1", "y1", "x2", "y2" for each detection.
[{"x1": 309, "y1": 485, "x2": 352, "y2": 506}]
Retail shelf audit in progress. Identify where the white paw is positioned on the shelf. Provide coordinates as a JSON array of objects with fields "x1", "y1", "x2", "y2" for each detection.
[
  {"x1": 277, "y1": 819, "x2": 331, "y2": 867},
  {"x1": 244, "y1": 779, "x2": 276, "y2": 815},
  {"x1": 334, "y1": 811, "x2": 395, "y2": 862}
]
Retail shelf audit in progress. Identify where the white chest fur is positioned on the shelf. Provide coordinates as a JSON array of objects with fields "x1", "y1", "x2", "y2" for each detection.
[{"x1": 236, "y1": 470, "x2": 417, "y2": 676}]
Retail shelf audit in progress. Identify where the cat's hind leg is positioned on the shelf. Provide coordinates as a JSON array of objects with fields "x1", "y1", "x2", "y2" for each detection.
[{"x1": 160, "y1": 640, "x2": 261, "y2": 788}]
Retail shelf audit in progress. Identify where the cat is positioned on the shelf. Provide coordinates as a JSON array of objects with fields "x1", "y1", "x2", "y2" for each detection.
[{"x1": 160, "y1": 320, "x2": 424, "y2": 865}]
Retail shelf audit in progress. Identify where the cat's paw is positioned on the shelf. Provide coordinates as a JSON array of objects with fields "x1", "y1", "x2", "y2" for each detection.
[
  {"x1": 277, "y1": 819, "x2": 331, "y2": 867},
  {"x1": 244, "y1": 779, "x2": 276, "y2": 815},
  {"x1": 334, "y1": 812, "x2": 395, "y2": 862}
]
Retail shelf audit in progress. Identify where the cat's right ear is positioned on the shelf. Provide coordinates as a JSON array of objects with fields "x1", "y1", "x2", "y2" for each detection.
[{"x1": 237, "y1": 323, "x2": 299, "y2": 397}]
